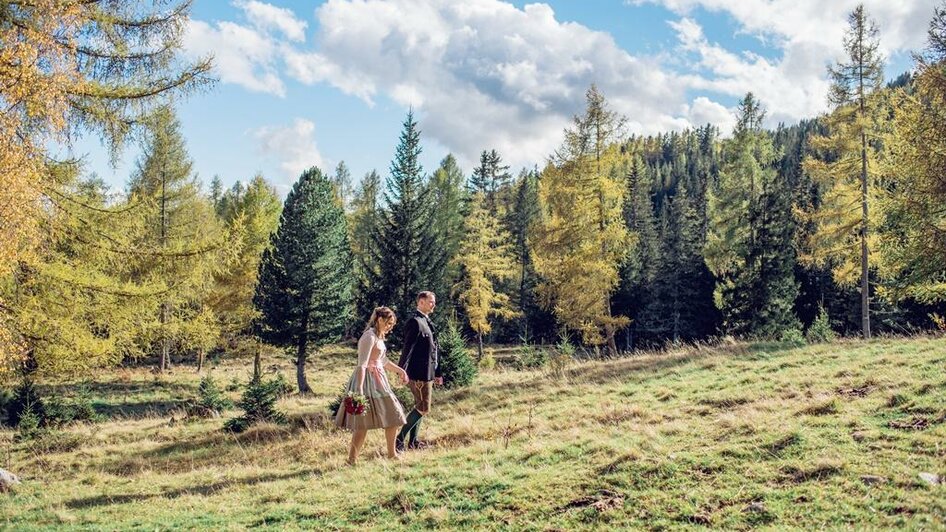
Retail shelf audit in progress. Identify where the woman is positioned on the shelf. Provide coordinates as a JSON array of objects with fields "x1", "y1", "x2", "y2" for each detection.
[{"x1": 336, "y1": 306, "x2": 409, "y2": 465}]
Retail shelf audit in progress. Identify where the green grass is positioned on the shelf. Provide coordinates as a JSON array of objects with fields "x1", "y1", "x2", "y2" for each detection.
[{"x1": 1, "y1": 336, "x2": 945, "y2": 530}]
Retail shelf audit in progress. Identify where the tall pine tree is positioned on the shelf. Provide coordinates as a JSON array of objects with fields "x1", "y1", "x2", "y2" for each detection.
[
  {"x1": 650, "y1": 187, "x2": 719, "y2": 342},
  {"x1": 706, "y1": 93, "x2": 799, "y2": 337},
  {"x1": 614, "y1": 154, "x2": 660, "y2": 348},
  {"x1": 428, "y1": 154, "x2": 468, "y2": 314},
  {"x1": 880, "y1": 3, "x2": 946, "y2": 304},
  {"x1": 333, "y1": 161, "x2": 353, "y2": 211},
  {"x1": 123, "y1": 107, "x2": 226, "y2": 372},
  {"x1": 254, "y1": 167, "x2": 353, "y2": 394},
  {"x1": 351, "y1": 170, "x2": 384, "y2": 327},
  {"x1": 469, "y1": 149, "x2": 512, "y2": 213},
  {"x1": 506, "y1": 168, "x2": 551, "y2": 341},
  {"x1": 209, "y1": 174, "x2": 282, "y2": 347},
  {"x1": 369, "y1": 111, "x2": 445, "y2": 323}
]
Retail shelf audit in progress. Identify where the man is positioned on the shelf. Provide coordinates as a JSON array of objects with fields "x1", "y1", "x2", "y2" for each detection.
[{"x1": 396, "y1": 291, "x2": 443, "y2": 451}]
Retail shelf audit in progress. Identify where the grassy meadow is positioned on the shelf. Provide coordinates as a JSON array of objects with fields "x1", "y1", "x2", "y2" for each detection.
[{"x1": 1, "y1": 336, "x2": 945, "y2": 530}]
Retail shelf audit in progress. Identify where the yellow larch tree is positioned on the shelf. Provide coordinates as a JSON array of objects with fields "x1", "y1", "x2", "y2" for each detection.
[{"x1": 531, "y1": 85, "x2": 632, "y2": 356}]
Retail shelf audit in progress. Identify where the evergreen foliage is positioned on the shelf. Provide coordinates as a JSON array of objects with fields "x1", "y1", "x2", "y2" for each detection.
[
  {"x1": 802, "y1": 5, "x2": 886, "y2": 339},
  {"x1": 254, "y1": 167, "x2": 354, "y2": 394},
  {"x1": 532, "y1": 85, "x2": 631, "y2": 355},
  {"x1": 706, "y1": 94, "x2": 799, "y2": 338},
  {"x1": 879, "y1": 3, "x2": 946, "y2": 304},
  {"x1": 368, "y1": 111, "x2": 445, "y2": 324},
  {"x1": 427, "y1": 154, "x2": 469, "y2": 316},
  {"x1": 187, "y1": 375, "x2": 234, "y2": 418},
  {"x1": 8, "y1": 378, "x2": 45, "y2": 429},
  {"x1": 648, "y1": 188, "x2": 720, "y2": 343},
  {"x1": 504, "y1": 168, "x2": 553, "y2": 342},
  {"x1": 470, "y1": 149, "x2": 513, "y2": 214},
  {"x1": 437, "y1": 318, "x2": 478, "y2": 388},
  {"x1": 333, "y1": 161, "x2": 353, "y2": 210},
  {"x1": 209, "y1": 175, "x2": 282, "y2": 344},
  {"x1": 223, "y1": 372, "x2": 288, "y2": 433},
  {"x1": 806, "y1": 306, "x2": 837, "y2": 343},
  {"x1": 351, "y1": 170, "x2": 384, "y2": 327},
  {"x1": 0, "y1": 0, "x2": 212, "y2": 377},
  {"x1": 122, "y1": 107, "x2": 228, "y2": 372}
]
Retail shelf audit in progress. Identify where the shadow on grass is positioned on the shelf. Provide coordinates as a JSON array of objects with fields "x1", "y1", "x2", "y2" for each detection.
[
  {"x1": 41, "y1": 380, "x2": 194, "y2": 397},
  {"x1": 64, "y1": 468, "x2": 318, "y2": 509},
  {"x1": 40, "y1": 380, "x2": 196, "y2": 421},
  {"x1": 93, "y1": 399, "x2": 190, "y2": 420},
  {"x1": 102, "y1": 412, "x2": 338, "y2": 476}
]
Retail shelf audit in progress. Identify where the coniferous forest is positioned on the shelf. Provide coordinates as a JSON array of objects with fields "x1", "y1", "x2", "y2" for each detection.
[{"x1": 1, "y1": 3, "x2": 945, "y2": 386}]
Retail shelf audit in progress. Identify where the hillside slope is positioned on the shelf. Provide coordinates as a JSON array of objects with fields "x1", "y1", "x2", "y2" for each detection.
[{"x1": 1, "y1": 337, "x2": 944, "y2": 529}]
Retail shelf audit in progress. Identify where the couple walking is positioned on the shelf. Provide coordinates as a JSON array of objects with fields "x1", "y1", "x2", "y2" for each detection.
[{"x1": 335, "y1": 291, "x2": 443, "y2": 464}]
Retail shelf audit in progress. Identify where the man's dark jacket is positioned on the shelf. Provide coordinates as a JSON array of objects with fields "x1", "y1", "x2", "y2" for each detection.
[{"x1": 398, "y1": 310, "x2": 440, "y2": 381}]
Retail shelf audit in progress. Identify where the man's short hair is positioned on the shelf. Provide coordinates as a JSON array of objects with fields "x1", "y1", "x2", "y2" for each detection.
[{"x1": 417, "y1": 291, "x2": 435, "y2": 302}]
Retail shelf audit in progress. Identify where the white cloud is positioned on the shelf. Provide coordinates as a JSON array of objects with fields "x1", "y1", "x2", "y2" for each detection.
[
  {"x1": 685, "y1": 96, "x2": 736, "y2": 134},
  {"x1": 641, "y1": 0, "x2": 933, "y2": 123},
  {"x1": 669, "y1": 17, "x2": 830, "y2": 124},
  {"x1": 235, "y1": 0, "x2": 308, "y2": 42},
  {"x1": 184, "y1": 19, "x2": 285, "y2": 96},
  {"x1": 189, "y1": 0, "x2": 931, "y2": 167},
  {"x1": 633, "y1": 0, "x2": 930, "y2": 51},
  {"x1": 281, "y1": 0, "x2": 691, "y2": 167},
  {"x1": 252, "y1": 118, "x2": 324, "y2": 179},
  {"x1": 183, "y1": 2, "x2": 309, "y2": 96}
]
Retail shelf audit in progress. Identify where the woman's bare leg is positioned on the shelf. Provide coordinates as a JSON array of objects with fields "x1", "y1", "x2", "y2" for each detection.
[
  {"x1": 348, "y1": 429, "x2": 368, "y2": 465},
  {"x1": 385, "y1": 426, "x2": 401, "y2": 458}
]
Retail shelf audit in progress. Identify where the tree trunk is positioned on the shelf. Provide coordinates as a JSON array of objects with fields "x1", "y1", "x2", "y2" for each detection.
[
  {"x1": 159, "y1": 149, "x2": 170, "y2": 372},
  {"x1": 159, "y1": 303, "x2": 170, "y2": 372},
  {"x1": 858, "y1": 28, "x2": 871, "y2": 341},
  {"x1": 296, "y1": 337, "x2": 312, "y2": 394},
  {"x1": 860, "y1": 129, "x2": 871, "y2": 340},
  {"x1": 605, "y1": 323, "x2": 618, "y2": 358},
  {"x1": 477, "y1": 332, "x2": 483, "y2": 361},
  {"x1": 196, "y1": 349, "x2": 204, "y2": 373},
  {"x1": 253, "y1": 343, "x2": 262, "y2": 380}
]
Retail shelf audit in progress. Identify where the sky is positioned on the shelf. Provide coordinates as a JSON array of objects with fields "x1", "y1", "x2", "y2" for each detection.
[{"x1": 73, "y1": 0, "x2": 933, "y2": 196}]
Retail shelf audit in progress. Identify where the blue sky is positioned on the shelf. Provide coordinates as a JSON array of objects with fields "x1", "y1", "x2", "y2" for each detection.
[{"x1": 75, "y1": 0, "x2": 929, "y2": 196}]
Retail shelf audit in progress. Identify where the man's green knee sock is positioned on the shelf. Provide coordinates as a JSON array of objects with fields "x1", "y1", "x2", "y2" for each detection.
[
  {"x1": 408, "y1": 414, "x2": 423, "y2": 445},
  {"x1": 398, "y1": 409, "x2": 422, "y2": 445}
]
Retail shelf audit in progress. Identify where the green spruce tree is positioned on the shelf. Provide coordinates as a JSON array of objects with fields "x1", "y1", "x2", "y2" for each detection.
[
  {"x1": 427, "y1": 154, "x2": 468, "y2": 313},
  {"x1": 254, "y1": 167, "x2": 353, "y2": 394},
  {"x1": 369, "y1": 111, "x2": 445, "y2": 322},
  {"x1": 351, "y1": 170, "x2": 384, "y2": 326}
]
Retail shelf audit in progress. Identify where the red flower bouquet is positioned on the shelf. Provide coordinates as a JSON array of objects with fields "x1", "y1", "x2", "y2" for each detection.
[{"x1": 344, "y1": 392, "x2": 369, "y2": 416}]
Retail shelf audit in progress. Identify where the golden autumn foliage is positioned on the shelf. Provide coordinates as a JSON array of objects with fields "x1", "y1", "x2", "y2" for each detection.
[
  {"x1": 800, "y1": 101, "x2": 886, "y2": 285},
  {"x1": 0, "y1": 1, "x2": 212, "y2": 378},
  {"x1": 532, "y1": 86, "x2": 631, "y2": 355},
  {"x1": 454, "y1": 192, "x2": 519, "y2": 355},
  {"x1": 878, "y1": 5, "x2": 946, "y2": 303}
]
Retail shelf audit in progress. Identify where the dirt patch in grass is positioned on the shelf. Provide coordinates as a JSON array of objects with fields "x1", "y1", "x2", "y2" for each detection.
[
  {"x1": 698, "y1": 396, "x2": 752, "y2": 410},
  {"x1": 763, "y1": 432, "x2": 803, "y2": 458},
  {"x1": 798, "y1": 399, "x2": 839, "y2": 416},
  {"x1": 888, "y1": 414, "x2": 943, "y2": 431},
  {"x1": 557, "y1": 488, "x2": 625, "y2": 514},
  {"x1": 780, "y1": 463, "x2": 843, "y2": 483},
  {"x1": 836, "y1": 381, "x2": 876, "y2": 398}
]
